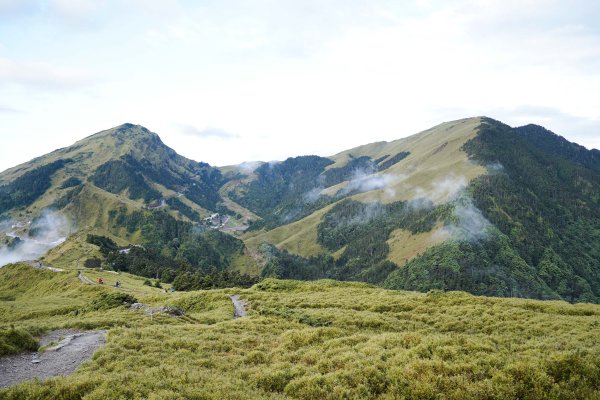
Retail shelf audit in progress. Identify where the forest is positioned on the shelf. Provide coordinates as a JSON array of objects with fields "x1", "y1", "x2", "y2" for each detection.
[
  {"x1": 0, "y1": 159, "x2": 70, "y2": 213},
  {"x1": 86, "y1": 209, "x2": 256, "y2": 290}
]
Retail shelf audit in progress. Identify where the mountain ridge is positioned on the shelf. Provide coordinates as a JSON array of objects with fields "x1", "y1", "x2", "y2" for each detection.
[{"x1": 1, "y1": 116, "x2": 599, "y2": 303}]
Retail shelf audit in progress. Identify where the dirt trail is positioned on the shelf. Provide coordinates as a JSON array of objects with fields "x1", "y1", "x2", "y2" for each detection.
[
  {"x1": 0, "y1": 329, "x2": 106, "y2": 388},
  {"x1": 77, "y1": 270, "x2": 95, "y2": 284},
  {"x1": 77, "y1": 271, "x2": 141, "y2": 294},
  {"x1": 229, "y1": 295, "x2": 247, "y2": 319},
  {"x1": 25, "y1": 261, "x2": 64, "y2": 272}
]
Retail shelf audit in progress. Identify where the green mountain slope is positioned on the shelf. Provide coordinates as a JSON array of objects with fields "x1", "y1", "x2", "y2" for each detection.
[
  {"x1": 2, "y1": 117, "x2": 600, "y2": 303},
  {"x1": 384, "y1": 118, "x2": 600, "y2": 302}
]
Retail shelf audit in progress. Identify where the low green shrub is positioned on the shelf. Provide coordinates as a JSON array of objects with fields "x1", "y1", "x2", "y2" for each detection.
[
  {"x1": 0, "y1": 327, "x2": 39, "y2": 356},
  {"x1": 87, "y1": 292, "x2": 137, "y2": 311}
]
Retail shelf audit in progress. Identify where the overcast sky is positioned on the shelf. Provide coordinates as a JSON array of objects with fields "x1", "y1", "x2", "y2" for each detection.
[{"x1": 1, "y1": 0, "x2": 600, "y2": 172}]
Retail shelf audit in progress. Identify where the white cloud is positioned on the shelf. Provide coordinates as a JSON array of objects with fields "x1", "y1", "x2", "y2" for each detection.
[
  {"x1": 0, "y1": 58, "x2": 98, "y2": 90},
  {"x1": 178, "y1": 125, "x2": 239, "y2": 140},
  {"x1": 412, "y1": 175, "x2": 468, "y2": 204},
  {"x1": 338, "y1": 169, "x2": 401, "y2": 197},
  {"x1": 444, "y1": 196, "x2": 492, "y2": 242},
  {"x1": 0, "y1": 0, "x2": 600, "y2": 173}
]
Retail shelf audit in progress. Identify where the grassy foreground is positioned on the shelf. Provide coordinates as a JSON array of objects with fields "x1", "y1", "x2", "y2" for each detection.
[{"x1": 0, "y1": 264, "x2": 599, "y2": 399}]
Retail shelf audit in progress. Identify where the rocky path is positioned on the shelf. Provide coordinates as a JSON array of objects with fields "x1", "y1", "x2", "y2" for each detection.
[
  {"x1": 0, "y1": 329, "x2": 106, "y2": 388},
  {"x1": 229, "y1": 295, "x2": 247, "y2": 319}
]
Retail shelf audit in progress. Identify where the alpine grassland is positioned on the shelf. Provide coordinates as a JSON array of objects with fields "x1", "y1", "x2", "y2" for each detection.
[{"x1": 1, "y1": 264, "x2": 599, "y2": 399}]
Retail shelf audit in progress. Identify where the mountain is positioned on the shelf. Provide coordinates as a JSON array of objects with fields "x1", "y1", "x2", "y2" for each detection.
[
  {"x1": 0, "y1": 124, "x2": 256, "y2": 288},
  {"x1": 0, "y1": 123, "x2": 225, "y2": 225},
  {"x1": 1, "y1": 118, "x2": 599, "y2": 303},
  {"x1": 229, "y1": 117, "x2": 600, "y2": 303}
]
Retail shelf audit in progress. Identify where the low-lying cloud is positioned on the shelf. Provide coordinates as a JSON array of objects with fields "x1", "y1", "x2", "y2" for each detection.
[
  {"x1": 411, "y1": 174, "x2": 492, "y2": 242},
  {"x1": 487, "y1": 161, "x2": 504, "y2": 172},
  {"x1": 446, "y1": 197, "x2": 492, "y2": 241},
  {"x1": 413, "y1": 175, "x2": 468, "y2": 204},
  {"x1": 338, "y1": 169, "x2": 401, "y2": 198},
  {"x1": 0, "y1": 211, "x2": 71, "y2": 267},
  {"x1": 303, "y1": 186, "x2": 323, "y2": 203},
  {"x1": 237, "y1": 161, "x2": 262, "y2": 174}
]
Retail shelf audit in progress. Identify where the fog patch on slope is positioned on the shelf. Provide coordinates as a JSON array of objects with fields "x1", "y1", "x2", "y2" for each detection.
[
  {"x1": 410, "y1": 174, "x2": 492, "y2": 241},
  {"x1": 444, "y1": 196, "x2": 492, "y2": 241},
  {"x1": 412, "y1": 175, "x2": 468, "y2": 204},
  {"x1": 237, "y1": 161, "x2": 262, "y2": 174},
  {"x1": 303, "y1": 187, "x2": 324, "y2": 203},
  {"x1": 338, "y1": 168, "x2": 402, "y2": 198},
  {"x1": 0, "y1": 211, "x2": 71, "y2": 267},
  {"x1": 487, "y1": 161, "x2": 504, "y2": 172}
]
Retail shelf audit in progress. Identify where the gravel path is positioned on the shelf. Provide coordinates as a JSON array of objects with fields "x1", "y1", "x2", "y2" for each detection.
[
  {"x1": 229, "y1": 295, "x2": 247, "y2": 319},
  {"x1": 0, "y1": 329, "x2": 106, "y2": 388}
]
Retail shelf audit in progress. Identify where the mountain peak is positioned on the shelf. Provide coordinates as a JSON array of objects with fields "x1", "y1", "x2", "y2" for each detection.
[{"x1": 87, "y1": 123, "x2": 157, "y2": 141}]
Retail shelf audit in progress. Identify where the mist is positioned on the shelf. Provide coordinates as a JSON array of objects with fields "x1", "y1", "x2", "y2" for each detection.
[
  {"x1": 338, "y1": 168, "x2": 401, "y2": 197},
  {"x1": 303, "y1": 187, "x2": 323, "y2": 203},
  {"x1": 410, "y1": 174, "x2": 492, "y2": 241},
  {"x1": 487, "y1": 161, "x2": 504, "y2": 172},
  {"x1": 237, "y1": 161, "x2": 263, "y2": 174},
  {"x1": 412, "y1": 175, "x2": 468, "y2": 204},
  {"x1": 446, "y1": 196, "x2": 492, "y2": 241},
  {"x1": 0, "y1": 211, "x2": 72, "y2": 267}
]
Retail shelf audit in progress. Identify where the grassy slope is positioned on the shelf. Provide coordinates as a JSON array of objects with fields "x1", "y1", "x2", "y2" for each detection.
[
  {"x1": 244, "y1": 204, "x2": 335, "y2": 257},
  {"x1": 386, "y1": 224, "x2": 450, "y2": 267},
  {"x1": 324, "y1": 117, "x2": 486, "y2": 203},
  {"x1": 1, "y1": 265, "x2": 599, "y2": 399},
  {"x1": 244, "y1": 117, "x2": 486, "y2": 262}
]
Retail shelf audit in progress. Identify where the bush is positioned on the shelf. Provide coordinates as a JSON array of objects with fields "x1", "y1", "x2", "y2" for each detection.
[
  {"x1": 84, "y1": 258, "x2": 102, "y2": 268},
  {"x1": 88, "y1": 292, "x2": 137, "y2": 311},
  {"x1": 0, "y1": 327, "x2": 39, "y2": 356}
]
